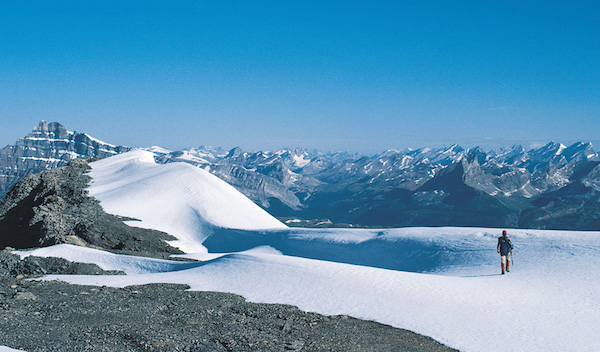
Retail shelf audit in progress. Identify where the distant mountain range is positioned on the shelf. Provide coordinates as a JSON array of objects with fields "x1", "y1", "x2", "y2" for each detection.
[{"x1": 3, "y1": 121, "x2": 600, "y2": 230}]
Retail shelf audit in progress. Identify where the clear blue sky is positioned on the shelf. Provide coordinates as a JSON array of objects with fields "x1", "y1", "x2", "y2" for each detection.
[{"x1": 1, "y1": 1, "x2": 598, "y2": 153}]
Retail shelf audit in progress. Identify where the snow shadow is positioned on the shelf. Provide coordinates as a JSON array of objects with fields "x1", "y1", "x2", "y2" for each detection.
[{"x1": 203, "y1": 228, "x2": 492, "y2": 273}]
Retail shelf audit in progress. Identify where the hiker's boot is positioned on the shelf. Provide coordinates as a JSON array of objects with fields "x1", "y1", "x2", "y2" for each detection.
[
  {"x1": 501, "y1": 263, "x2": 505, "y2": 275},
  {"x1": 506, "y1": 261, "x2": 510, "y2": 272}
]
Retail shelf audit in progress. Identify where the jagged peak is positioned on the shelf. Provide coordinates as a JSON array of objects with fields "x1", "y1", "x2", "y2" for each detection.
[
  {"x1": 226, "y1": 147, "x2": 244, "y2": 158},
  {"x1": 541, "y1": 141, "x2": 565, "y2": 151},
  {"x1": 445, "y1": 143, "x2": 462, "y2": 151},
  {"x1": 527, "y1": 141, "x2": 566, "y2": 159},
  {"x1": 27, "y1": 121, "x2": 70, "y2": 140},
  {"x1": 562, "y1": 142, "x2": 597, "y2": 162},
  {"x1": 464, "y1": 147, "x2": 488, "y2": 164},
  {"x1": 564, "y1": 141, "x2": 594, "y2": 151}
]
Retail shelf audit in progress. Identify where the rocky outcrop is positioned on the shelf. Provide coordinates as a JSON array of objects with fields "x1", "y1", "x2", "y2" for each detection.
[
  {"x1": 0, "y1": 121, "x2": 130, "y2": 200},
  {"x1": 0, "y1": 278, "x2": 455, "y2": 352},
  {"x1": 0, "y1": 159, "x2": 182, "y2": 257},
  {"x1": 0, "y1": 248, "x2": 123, "y2": 278}
]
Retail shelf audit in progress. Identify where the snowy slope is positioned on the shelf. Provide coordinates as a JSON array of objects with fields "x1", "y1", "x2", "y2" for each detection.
[
  {"x1": 17, "y1": 227, "x2": 600, "y2": 352},
  {"x1": 15, "y1": 150, "x2": 600, "y2": 351},
  {"x1": 87, "y1": 150, "x2": 286, "y2": 253}
]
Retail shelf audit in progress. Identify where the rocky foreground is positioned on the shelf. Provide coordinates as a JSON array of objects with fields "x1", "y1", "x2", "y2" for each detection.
[
  {"x1": 0, "y1": 152, "x2": 457, "y2": 351},
  {"x1": 0, "y1": 250, "x2": 456, "y2": 352}
]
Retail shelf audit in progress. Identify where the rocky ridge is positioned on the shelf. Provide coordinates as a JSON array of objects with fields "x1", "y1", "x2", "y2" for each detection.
[{"x1": 0, "y1": 159, "x2": 181, "y2": 257}]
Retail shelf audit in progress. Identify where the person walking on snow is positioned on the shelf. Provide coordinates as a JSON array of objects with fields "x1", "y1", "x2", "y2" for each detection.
[{"x1": 497, "y1": 230, "x2": 513, "y2": 274}]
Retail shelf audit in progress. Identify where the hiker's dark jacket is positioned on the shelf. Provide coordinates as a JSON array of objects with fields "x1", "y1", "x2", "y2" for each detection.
[{"x1": 497, "y1": 235, "x2": 513, "y2": 255}]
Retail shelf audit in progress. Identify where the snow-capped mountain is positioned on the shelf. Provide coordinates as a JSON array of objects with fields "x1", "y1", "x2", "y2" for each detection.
[
  {"x1": 0, "y1": 121, "x2": 130, "y2": 200},
  {"x1": 3, "y1": 126, "x2": 600, "y2": 352},
  {"x1": 3, "y1": 121, "x2": 600, "y2": 230},
  {"x1": 151, "y1": 141, "x2": 600, "y2": 230}
]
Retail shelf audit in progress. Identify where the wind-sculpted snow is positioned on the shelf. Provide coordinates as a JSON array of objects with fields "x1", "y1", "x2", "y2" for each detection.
[
  {"x1": 87, "y1": 150, "x2": 287, "y2": 253},
  {"x1": 201, "y1": 228, "x2": 459, "y2": 272},
  {"x1": 18, "y1": 227, "x2": 600, "y2": 352}
]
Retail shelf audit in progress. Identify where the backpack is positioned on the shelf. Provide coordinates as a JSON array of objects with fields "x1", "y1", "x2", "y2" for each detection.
[{"x1": 498, "y1": 236, "x2": 513, "y2": 255}]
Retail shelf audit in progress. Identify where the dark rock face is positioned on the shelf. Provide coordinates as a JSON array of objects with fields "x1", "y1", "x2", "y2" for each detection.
[
  {"x1": 0, "y1": 159, "x2": 182, "y2": 257},
  {"x1": 0, "y1": 121, "x2": 130, "y2": 200},
  {"x1": 518, "y1": 179, "x2": 600, "y2": 230}
]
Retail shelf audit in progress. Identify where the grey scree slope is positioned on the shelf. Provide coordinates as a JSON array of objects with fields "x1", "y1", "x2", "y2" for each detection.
[{"x1": 0, "y1": 161, "x2": 456, "y2": 352}]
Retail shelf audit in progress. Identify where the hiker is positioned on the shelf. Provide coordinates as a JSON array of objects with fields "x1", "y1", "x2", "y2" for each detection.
[{"x1": 497, "y1": 230, "x2": 513, "y2": 274}]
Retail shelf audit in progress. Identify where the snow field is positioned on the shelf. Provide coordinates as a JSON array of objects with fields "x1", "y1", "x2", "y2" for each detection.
[
  {"x1": 87, "y1": 150, "x2": 286, "y2": 253},
  {"x1": 17, "y1": 227, "x2": 600, "y2": 352},
  {"x1": 14, "y1": 151, "x2": 600, "y2": 352}
]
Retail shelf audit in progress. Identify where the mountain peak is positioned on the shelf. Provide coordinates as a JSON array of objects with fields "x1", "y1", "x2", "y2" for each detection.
[
  {"x1": 27, "y1": 121, "x2": 70, "y2": 140},
  {"x1": 562, "y1": 142, "x2": 597, "y2": 162},
  {"x1": 227, "y1": 147, "x2": 243, "y2": 158},
  {"x1": 0, "y1": 121, "x2": 131, "y2": 200}
]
